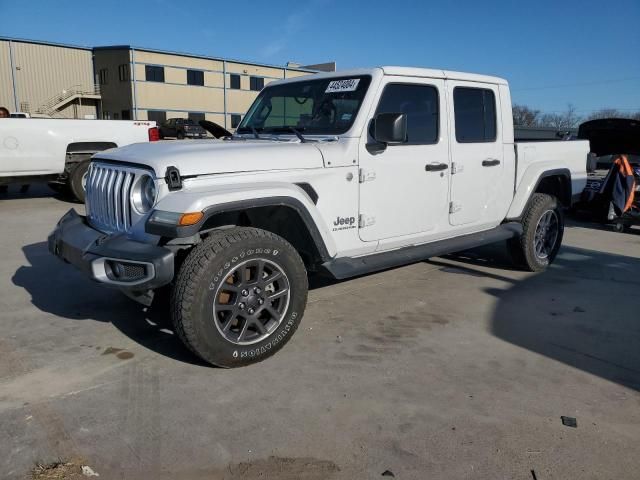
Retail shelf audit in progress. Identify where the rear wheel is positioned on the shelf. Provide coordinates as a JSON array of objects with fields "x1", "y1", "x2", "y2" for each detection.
[
  {"x1": 613, "y1": 220, "x2": 629, "y2": 233},
  {"x1": 508, "y1": 193, "x2": 564, "y2": 272},
  {"x1": 171, "y1": 227, "x2": 308, "y2": 367}
]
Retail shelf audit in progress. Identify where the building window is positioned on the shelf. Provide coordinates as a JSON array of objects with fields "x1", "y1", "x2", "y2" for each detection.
[
  {"x1": 103, "y1": 111, "x2": 111, "y2": 120},
  {"x1": 249, "y1": 76, "x2": 264, "y2": 91},
  {"x1": 118, "y1": 64, "x2": 130, "y2": 82},
  {"x1": 231, "y1": 114, "x2": 242, "y2": 128},
  {"x1": 145, "y1": 65, "x2": 165, "y2": 83},
  {"x1": 230, "y1": 74, "x2": 241, "y2": 89},
  {"x1": 453, "y1": 87, "x2": 497, "y2": 143},
  {"x1": 188, "y1": 112, "x2": 205, "y2": 123},
  {"x1": 121, "y1": 110, "x2": 131, "y2": 120},
  {"x1": 99, "y1": 68, "x2": 108, "y2": 85},
  {"x1": 147, "y1": 110, "x2": 167, "y2": 124},
  {"x1": 187, "y1": 69, "x2": 204, "y2": 86}
]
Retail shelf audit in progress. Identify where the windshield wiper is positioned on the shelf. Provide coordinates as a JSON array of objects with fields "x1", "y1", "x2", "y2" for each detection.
[
  {"x1": 288, "y1": 126, "x2": 308, "y2": 143},
  {"x1": 236, "y1": 126, "x2": 262, "y2": 139},
  {"x1": 263, "y1": 126, "x2": 310, "y2": 143}
]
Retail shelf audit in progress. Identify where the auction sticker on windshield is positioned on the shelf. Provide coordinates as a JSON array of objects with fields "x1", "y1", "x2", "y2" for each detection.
[{"x1": 326, "y1": 79, "x2": 360, "y2": 93}]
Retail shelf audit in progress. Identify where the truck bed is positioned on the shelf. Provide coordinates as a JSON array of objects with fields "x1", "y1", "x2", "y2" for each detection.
[{"x1": 514, "y1": 140, "x2": 590, "y2": 201}]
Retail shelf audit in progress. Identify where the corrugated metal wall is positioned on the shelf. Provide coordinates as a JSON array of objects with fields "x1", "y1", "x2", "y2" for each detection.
[
  {"x1": 1, "y1": 39, "x2": 96, "y2": 117},
  {"x1": 0, "y1": 41, "x2": 16, "y2": 110}
]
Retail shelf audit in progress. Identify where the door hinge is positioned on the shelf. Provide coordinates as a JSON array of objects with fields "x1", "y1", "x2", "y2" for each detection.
[
  {"x1": 358, "y1": 214, "x2": 376, "y2": 228},
  {"x1": 451, "y1": 162, "x2": 464, "y2": 174},
  {"x1": 449, "y1": 202, "x2": 462, "y2": 214},
  {"x1": 359, "y1": 168, "x2": 376, "y2": 183}
]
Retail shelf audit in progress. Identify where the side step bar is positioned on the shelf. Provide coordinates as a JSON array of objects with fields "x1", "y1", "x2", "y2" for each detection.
[{"x1": 322, "y1": 222, "x2": 522, "y2": 279}]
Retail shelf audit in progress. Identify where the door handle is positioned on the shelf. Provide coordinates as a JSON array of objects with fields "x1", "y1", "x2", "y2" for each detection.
[
  {"x1": 482, "y1": 159, "x2": 501, "y2": 167},
  {"x1": 425, "y1": 163, "x2": 448, "y2": 172}
]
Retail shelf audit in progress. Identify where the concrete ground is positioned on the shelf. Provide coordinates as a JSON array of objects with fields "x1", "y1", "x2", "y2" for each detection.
[{"x1": 1, "y1": 185, "x2": 639, "y2": 479}]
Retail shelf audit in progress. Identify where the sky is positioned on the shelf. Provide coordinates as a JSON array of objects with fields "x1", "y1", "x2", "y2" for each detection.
[{"x1": 1, "y1": 0, "x2": 639, "y2": 115}]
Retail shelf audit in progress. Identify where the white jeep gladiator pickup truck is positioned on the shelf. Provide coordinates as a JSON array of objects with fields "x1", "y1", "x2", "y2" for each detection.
[
  {"x1": 49, "y1": 67, "x2": 589, "y2": 367},
  {"x1": 1, "y1": 118, "x2": 159, "y2": 201}
]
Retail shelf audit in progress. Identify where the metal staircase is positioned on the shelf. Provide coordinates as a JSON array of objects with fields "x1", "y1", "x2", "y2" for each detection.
[{"x1": 35, "y1": 84, "x2": 101, "y2": 117}]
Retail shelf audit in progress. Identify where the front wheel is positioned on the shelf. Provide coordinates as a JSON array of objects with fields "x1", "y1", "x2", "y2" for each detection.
[
  {"x1": 508, "y1": 193, "x2": 564, "y2": 272},
  {"x1": 171, "y1": 227, "x2": 308, "y2": 367}
]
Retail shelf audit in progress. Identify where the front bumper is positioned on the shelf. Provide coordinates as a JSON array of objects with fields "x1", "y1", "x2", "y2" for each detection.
[{"x1": 48, "y1": 209, "x2": 174, "y2": 291}]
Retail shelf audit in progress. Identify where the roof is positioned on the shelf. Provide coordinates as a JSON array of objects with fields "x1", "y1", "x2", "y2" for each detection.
[
  {"x1": 382, "y1": 66, "x2": 507, "y2": 84},
  {"x1": 0, "y1": 36, "x2": 92, "y2": 51},
  {"x1": 92, "y1": 45, "x2": 318, "y2": 73},
  {"x1": 0, "y1": 36, "x2": 318, "y2": 73},
  {"x1": 270, "y1": 66, "x2": 508, "y2": 87}
]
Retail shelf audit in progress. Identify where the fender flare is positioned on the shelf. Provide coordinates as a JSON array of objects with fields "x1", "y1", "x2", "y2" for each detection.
[
  {"x1": 506, "y1": 168, "x2": 571, "y2": 220},
  {"x1": 147, "y1": 195, "x2": 333, "y2": 262}
]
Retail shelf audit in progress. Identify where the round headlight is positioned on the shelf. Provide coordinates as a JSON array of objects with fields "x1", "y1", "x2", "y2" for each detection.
[{"x1": 132, "y1": 175, "x2": 157, "y2": 214}]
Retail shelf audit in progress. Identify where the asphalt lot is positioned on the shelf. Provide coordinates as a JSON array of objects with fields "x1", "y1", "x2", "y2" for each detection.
[{"x1": 1, "y1": 185, "x2": 639, "y2": 479}]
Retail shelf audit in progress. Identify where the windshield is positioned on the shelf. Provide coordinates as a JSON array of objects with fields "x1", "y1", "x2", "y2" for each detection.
[{"x1": 238, "y1": 75, "x2": 371, "y2": 135}]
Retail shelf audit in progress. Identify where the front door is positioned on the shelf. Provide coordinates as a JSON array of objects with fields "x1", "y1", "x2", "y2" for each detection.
[
  {"x1": 358, "y1": 77, "x2": 450, "y2": 242},
  {"x1": 446, "y1": 81, "x2": 505, "y2": 226}
]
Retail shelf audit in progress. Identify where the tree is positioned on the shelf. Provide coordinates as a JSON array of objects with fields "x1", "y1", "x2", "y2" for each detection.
[
  {"x1": 585, "y1": 109, "x2": 640, "y2": 121},
  {"x1": 512, "y1": 104, "x2": 541, "y2": 126},
  {"x1": 539, "y1": 104, "x2": 581, "y2": 129}
]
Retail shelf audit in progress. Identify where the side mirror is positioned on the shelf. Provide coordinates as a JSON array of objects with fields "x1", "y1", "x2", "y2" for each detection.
[{"x1": 373, "y1": 112, "x2": 407, "y2": 144}]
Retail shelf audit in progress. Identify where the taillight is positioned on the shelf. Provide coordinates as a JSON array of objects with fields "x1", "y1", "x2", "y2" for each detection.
[{"x1": 148, "y1": 127, "x2": 160, "y2": 142}]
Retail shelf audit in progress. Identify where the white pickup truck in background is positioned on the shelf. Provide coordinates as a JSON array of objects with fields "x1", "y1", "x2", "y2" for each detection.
[
  {"x1": 50, "y1": 67, "x2": 589, "y2": 367},
  {"x1": 0, "y1": 119, "x2": 159, "y2": 201}
]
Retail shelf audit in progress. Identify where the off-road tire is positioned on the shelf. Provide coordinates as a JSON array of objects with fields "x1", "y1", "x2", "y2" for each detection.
[
  {"x1": 69, "y1": 160, "x2": 90, "y2": 202},
  {"x1": 508, "y1": 193, "x2": 564, "y2": 272},
  {"x1": 171, "y1": 227, "x2": 308, "y2": 367}
]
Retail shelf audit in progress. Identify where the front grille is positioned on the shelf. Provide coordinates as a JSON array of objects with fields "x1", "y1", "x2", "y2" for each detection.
[{"x1": 85, "y1": 162, "x2": 146, "y2": 233}]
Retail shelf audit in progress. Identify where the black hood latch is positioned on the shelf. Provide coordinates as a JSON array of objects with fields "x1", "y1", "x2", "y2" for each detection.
[{"x1": 165, "y1": 166, "x2": 182, "y2": 191}]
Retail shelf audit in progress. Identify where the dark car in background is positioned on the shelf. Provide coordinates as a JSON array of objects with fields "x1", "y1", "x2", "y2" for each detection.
[{"x1": 159, "y1": 118, "x2": 207, "y2": 139}]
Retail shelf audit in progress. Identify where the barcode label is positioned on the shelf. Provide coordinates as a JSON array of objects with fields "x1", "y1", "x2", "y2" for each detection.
[{"x1": 325, "y1": 79, "x2": 360, "y2": 93}]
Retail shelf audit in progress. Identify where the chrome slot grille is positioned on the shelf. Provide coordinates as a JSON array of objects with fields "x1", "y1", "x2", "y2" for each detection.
[{"x1": 86, "y1": 163, "x2": 137, "y2": 233}]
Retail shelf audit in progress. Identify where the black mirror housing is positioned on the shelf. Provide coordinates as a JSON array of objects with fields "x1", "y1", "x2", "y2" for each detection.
[{"x1": 373, "y1": 112, "x2": 407, "y2": 144}]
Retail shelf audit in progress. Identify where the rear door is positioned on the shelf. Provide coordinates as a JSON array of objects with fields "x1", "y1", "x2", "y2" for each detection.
[
  {"x1": 447, "y1": 82, "x2": 505, "y2": 227},
  {"x1": 358, "y1": 77, "x2": 450, "y2": 241}
]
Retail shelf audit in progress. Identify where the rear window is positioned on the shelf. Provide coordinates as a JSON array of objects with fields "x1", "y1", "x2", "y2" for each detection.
[{"x1": 453, "y1": 87, "x2": 496, "y2": 143}]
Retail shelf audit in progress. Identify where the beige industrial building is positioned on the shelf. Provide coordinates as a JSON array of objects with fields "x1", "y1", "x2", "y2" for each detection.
[
  {"x1": 1, "y1": 37, "x2": 332, "y2": 128},
  {"x1": 0, "y1": 38, "x2": 100, "y2": 119}
]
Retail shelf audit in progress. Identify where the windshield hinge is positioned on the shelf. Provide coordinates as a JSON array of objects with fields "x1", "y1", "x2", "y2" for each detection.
[
  {"x1": 358, "y1": 214, "x2": 376, "y2": 228},
  {"x1": 451, "y1": 162, "x2": 464, "y2": 175},
  {"x1": 449, "y1": 201, "x2": 462, "y2": 214},
  {"x1": 359, "y1": 168, "x2": 376, "y2": 183}
]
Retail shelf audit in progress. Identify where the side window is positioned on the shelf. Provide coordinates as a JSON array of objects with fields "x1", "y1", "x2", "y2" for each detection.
[
  {"x1": 118, "y1": 64, "x2": 130, "y2": 82},
  {"x1": 188, "y1": 112, "x2": 205, "y2": 123},
  {"x1": 230, "y1": 74, "x2": 241, "y2": 89},
  {"x1": 453, "y1": 87, "x2": 496, "y2": 143},
  {"x1": 147, "y1": 110, "x2": 167, "y2": 124},
  {"x1": 145, "y1": 65, "x2": 165, "y2": 83},
  {"x1": 231, "y1": 114, "x2": 242, "y2": 128},
  {"x1": 249, "y1": 76, "x2": 264, "y2": 91},
  {"x1": 375, "y1": 84, "x2": 439, "y2": 144},
  {"x1": 187, "y1": 69, "x2": 204, "y2": 86},
  {"x1": 99, "y1": 68, "x2": 108, "y2": 85}
]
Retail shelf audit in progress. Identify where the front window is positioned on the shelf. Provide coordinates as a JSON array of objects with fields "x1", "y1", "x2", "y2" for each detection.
[{"x1": 238, "y1": 75, "x2": 371, "y2": 136}]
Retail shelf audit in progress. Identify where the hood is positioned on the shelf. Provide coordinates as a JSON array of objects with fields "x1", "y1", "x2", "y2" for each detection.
[
  {"x1": 93, "y1": 139, "x2": 325, "y2": 177},
  {"x1": 578, "y1": 118, "x2": 640, "y2": 156}
]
